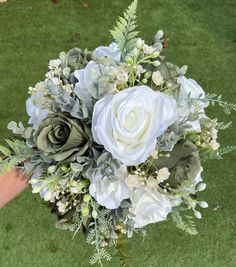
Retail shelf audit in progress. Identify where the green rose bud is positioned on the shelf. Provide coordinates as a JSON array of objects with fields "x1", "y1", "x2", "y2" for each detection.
[{"x1": 33, "y1": 113, "x2": 92, "y2": 163}]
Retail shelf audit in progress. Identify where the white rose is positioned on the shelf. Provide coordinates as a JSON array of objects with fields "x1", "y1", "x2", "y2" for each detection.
[
  {"x1": 92, "y1": 85, "x2": 177, "y2": 166},
  {"x1": 93, "y1": 42, "x2": 121, "y2": 62},
  {"x1": 89, "y1": 165, "x2": 131, "y2": 209},
  {"x1": 130, "y1": 187, "x2": 174, "y2": 228},
  {"x1": 177, "y1": 76, "x2": 209, "y2": 132}
]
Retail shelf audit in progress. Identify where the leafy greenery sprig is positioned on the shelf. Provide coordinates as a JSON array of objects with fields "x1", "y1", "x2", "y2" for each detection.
[
  {"x1": 171, "y1": 207, "x2": 198, "y2": 235},
  {"x1": 110, "y1": 0, "x2": 139, "y2": 60},
  {"x1": 186, "y1": 93, "x2": 236, "y2": 115},
  {"x1": 0, "y1": 139, "x2": 34, "y2": 176},
  {"x1": 87, "y1": 201, "x2": 112, "y2": 266}
]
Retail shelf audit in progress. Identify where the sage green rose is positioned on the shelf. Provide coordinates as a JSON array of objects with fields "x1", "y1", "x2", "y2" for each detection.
[
  {"x1": 34, "y1": 113, "x2": 91, "y2": 162},
  {"x1": 154, "y1": 140, "x2": 201, "y2": 188}
]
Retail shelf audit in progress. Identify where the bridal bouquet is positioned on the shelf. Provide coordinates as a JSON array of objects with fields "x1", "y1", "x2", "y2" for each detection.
[{"x1": 1, "y1": 1, "x2": 236, "y2": 265}]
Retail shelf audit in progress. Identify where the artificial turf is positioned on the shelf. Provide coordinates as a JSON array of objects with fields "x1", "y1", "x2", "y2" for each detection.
[{"x1": 0, "y1": 0, "x2": 236, "y2": 266}]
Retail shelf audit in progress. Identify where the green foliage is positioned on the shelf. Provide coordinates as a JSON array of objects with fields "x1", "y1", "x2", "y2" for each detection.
[
  {"x1": 0, "y1": 139, "x2": 34, "y2": 176},
  {"x1": 218, "y1": 146, "x2": 236, "y2": 156},
  {"x1": 188, "y1": 93, "x2": 236, "y2": 115},
  {"x1": 0, "y1": 144, "x2": 11, "y2": 157},
  {"x1": 171, "y1": 207, "x2": 198, "y2": 235},
  {"x1": 89, "y1": 248, "x2": 112, "y2": 265},
  {"x1": 7, "y1": 121, "x2": 25, "y2": 135},
  {"x1": 216, "y1": 121, "x2": 232, "y2": 130},
  {"x1": 86, "y1": 229, "x2": 96, "y2": 244},
  {"x1": 199, "y1": 146, "x2": 236, "y2": 161},
  {"x1": 0, "y1": 159, "x2": 13, "y2": 176},
  {"x1": 87, "y1": 205, "x2": 112, "y2": 266},
  {"x1": 199, "y1": 147, "x2": 221, "y2": 161},
  {"x1": 110, "y1": 0, "x2": 139, "y2": 59}
]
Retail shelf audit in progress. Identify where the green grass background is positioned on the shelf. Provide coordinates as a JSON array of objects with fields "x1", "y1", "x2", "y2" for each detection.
[{"x1": 0, "y1": 0, "x2": 236, "y2": 266}]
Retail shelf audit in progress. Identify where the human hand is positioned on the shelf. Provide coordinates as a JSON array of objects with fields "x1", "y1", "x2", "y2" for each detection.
[{"x1": 0, "y1": 168, "x2": 29, "y2": 208}]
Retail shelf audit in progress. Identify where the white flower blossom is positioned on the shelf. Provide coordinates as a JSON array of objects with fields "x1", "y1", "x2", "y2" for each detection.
[
  {"x1": 146, "y1": 176, "x2": 159, "y2": 189},
  {"x1": 133, "y1": 65, "x2": 146, "y2": 77},
  {"x1": 89, "y1": 166, "x2": 131, "y2": 209},
  {"x1": 49, "y1": 59, "x2": 61, "y2": 69},
  {"x1": 142, "y1": 44, "x2": 156, "y2": 55},
  {"x1": 130, "y1": 187, "x2": 174, "y2": 228},
  {"x1": 210, "y1": 139, "x2": 220, "y2": 150},
  {"x1": 93, "y1": 42, "x2": 121, "y2": 62},
  {"x1": 152, "y1": 71, "x2": 164, "y2": 86},
  {"x1": 156, "y1": 167, "x2": 170, "y2": 183},
  {"x1": 108, "y1": 66, "x2": 129, "y2": 85},
  {"x1": 136, "y1": 38, "x2": 145, "y2": 49},
  {"x1": 92, "y1": 85, "x2": 178, "y2": 166},
  {"x1": 211, "y1": 128, "x2": 218, "y2": 140},
  {"x1": 125, "y1": 174, "x2": 141, "y2": 189}
]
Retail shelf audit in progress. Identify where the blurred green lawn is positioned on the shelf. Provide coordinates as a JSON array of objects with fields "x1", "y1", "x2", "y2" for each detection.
[{"x1": 0, "y1": 0, "x2": 236, "y2": 266}]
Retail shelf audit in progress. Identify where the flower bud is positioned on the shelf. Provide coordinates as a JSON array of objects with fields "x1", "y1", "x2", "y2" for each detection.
[
  {"x1": 83, "y1": 194, "x2": 91, "y2": 203},
  {"x1": 151, "y1": 51, "x2": 160, "y2": 58},
  {"x1": 144, "y1": 71, "x2": 152, "y2": 79},
  {"x1": 197, "y1": 183, "x2": 206, "y2": 192},
  {"x1": 92, "y1": 210, "x2": 98, "y2": 219},
  {"x1": 133, "y1": 47, "x2": 139, "y2": 56},
  {"x1": 32, "y1": 186, "x2": 42, "y2": 194},
  {"x1": 156, "y1": 30, "x2": 164, "y2": 39},
  {"x1": 141, "y1": 78, "x2": 147, "y2": 84},
  {"x1": 153, "y1": 60, "x2": 160, "y2": 67},
  {"x1": 78, "y1": 180, "x2": 89, "y2": 190},
  {"x1": 199, "y1": 201, "x2": 208, "y2": 208},
  {"x1": 61, "y1": 165, "x2": 68, "y2": 173},
  {"x1": 136, "y1": 38, "x2": 144, "y2": 49},
  {"x1": 127, "y1": 57, "x2": 133, "y2": 65},
  {"x1": 194, "y1": 210, "x2": 202, "y2": 219},
  {"x1": 47, "y1": 165, "x2": 56, "y2": 174},
  {"x1": 82, "y1": 205, "x2": 90, "y2": 217}
]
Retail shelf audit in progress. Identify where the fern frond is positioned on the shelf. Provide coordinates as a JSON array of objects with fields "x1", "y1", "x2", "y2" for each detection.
[
  {"x1": 86, "y1": 229, "x2": 96, "y2": 244},
  {"x1": 216, "y1": 121, "x2": 232, "y2": 130},
  {"x1": 0, "y1": 144, "x2": 11, "y2": 157},
  {"x1": 0, "y1": 159, "x2": 13, "y2": 176},
  {"x1": 90, "y1": 248, "x2": 112, "y2": 265},
  {"x1": 110, "y1": 0, "x2": 139, "y2": 59},
  {"x1": 0, "y1": 139, "x2": 34, "y2": 176},
  {"x1": 9, "y1": 155, "x2": 29, "y2": 166},
  {"x1": 7, "y1": 139, "x2": 33, "y2": 156},
  {"x1": 172, "y1": 208, "x2": 198, "y2": 235},
  {"x1": 5, "y1": 139, "x2": 21, "y2": 154},
  {"x1": 188, "y1": 93, "x2": 236, "y2": 115},
  {"x1": 219, "y1": 146, "x2": 236, "y2": 156}
]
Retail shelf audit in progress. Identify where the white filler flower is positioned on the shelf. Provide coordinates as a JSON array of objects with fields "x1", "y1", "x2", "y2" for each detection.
[
  {"x1": 130, "y1": 187, "x2": 174, "y2": 228},
  {"x1": 92, "y1": 85, "x2": 177, "y2": 166}
]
